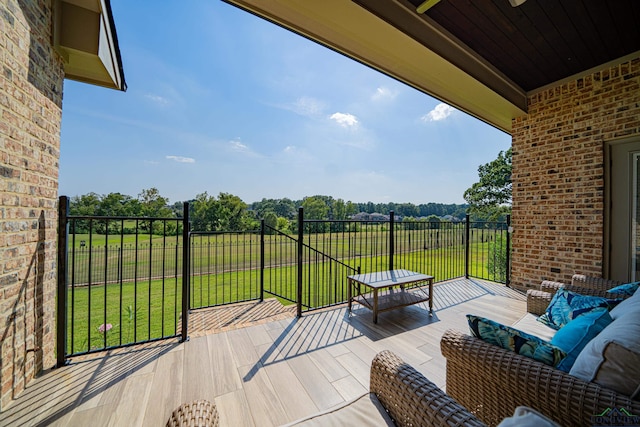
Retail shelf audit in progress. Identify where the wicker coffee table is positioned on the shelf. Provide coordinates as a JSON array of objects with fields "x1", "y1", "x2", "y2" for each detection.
[{"x1": 347, "y1": 269, "x2": 434, "y2": 323}]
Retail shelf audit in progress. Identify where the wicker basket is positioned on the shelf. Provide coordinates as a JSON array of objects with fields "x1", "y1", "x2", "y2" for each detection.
[{"x1": 166, "y1": 399, "x2": 219, "y2": 427}]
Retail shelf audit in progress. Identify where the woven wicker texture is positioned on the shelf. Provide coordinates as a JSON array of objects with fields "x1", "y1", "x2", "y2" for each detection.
[
  {"x1": 370, "y1": 350, "x2": 486, "y2": 427},
  {"x1": 570, "y1": 274, "x2": 624, "y2": 297},
  {"x1": 441, "y1": 329, "x2": 640, "y2": 427},
  {"x1": 166, "y1": 400, "x2": 219, "y2": 427},
  {"x1": 526, "y1": 289, "x2": 553, "y2": 316},
  {"x1": 529, "y1": 275, "x2": 628, "y2": 315},
  {"x1": 536, "y1": 275, "x2": 627, "y2": 301}
]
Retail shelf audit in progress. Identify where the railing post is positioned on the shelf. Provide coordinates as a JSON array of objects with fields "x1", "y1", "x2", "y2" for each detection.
[
  {"x1": 506, "y1": 214, "x2": 511, "y2": 287},
  {"x1": 389, "y1": 211, "x2": 394, "y2": 271},
  {"x1": 260, "y1": 219, "x2": 265, "y2": 302},
  {"x1": 465, "y1": 214, "x2": 470, "y2": 279},
  {"x1": 181, "y1": 202, "x2": 190, "y2": 342},
  {"x1": 297, "y1": 207, "x2": 304, "y2": 317},
  {"x1": 56, "y1": 196, "x2": 69, "y2": 367}
]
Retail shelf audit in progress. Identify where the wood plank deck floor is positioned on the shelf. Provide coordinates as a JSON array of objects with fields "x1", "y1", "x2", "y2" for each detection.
[{"x1": 1, "y1": 278, "x2": 526, "y2": 427}]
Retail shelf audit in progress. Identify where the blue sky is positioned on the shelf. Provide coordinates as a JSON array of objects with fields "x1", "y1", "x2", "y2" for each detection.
[{"x1": 59, "y1": 1, "x2": 511, "y2": 205}]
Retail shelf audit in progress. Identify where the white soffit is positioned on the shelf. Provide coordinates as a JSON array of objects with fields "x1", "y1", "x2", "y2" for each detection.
[{"x1": 54, "y1": 0, "x2": 125, "y2": 91}]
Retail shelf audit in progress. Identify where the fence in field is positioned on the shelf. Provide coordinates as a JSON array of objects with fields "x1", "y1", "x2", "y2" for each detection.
[{"x1": 57, "y1": 196, "x2": 510, "y2": 363}]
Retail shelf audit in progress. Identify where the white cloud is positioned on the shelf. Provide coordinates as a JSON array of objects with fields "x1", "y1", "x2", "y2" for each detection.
[
  {"x1": 273, "y1": 97, "x2": 326, "y2": 118},
  {"x1": 371, "y1": 86, "x2": 397, "y2": 101},
  {"x1": 421, "y1": 103, "x2": 457, "y2": 122},
  {"x1": 145, "y1": 94, "x2": 170, "y2": 106},
  {"x1": 144, "y1": 160, "x2": 159, "y2": 165},
  {"x1": 330, "y1": 112, "x2": 359, "y2": 128},
  {"x1": 166, "y1": 155, "x2": 195, "y2": 163},
  {"x1": 291, "y1": 97, "x2": 326, "y2": 117},
  {"x1": 229, "y1": 139, "x2": 250, "y2": 153}
]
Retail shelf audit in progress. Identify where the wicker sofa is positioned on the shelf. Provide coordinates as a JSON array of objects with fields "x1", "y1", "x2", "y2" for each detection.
[
  {"x1": 441, "y1": 275, "x2": 640, "y2": 427},
  {"x1": 167, "y1": 350, "x2": 486, "y2": 427}
]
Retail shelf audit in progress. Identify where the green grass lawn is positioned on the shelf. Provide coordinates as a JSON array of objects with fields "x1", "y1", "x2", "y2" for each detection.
[
  {"x1": 65, "y1": 238, "x2": 502, "y2": 355},
  {"x1": 66, "y1": 226, "x2": 503, "y2": 284}
]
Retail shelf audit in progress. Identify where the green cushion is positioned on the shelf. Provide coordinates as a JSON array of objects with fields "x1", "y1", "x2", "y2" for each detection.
[
  {"x1": 537, "y1": 289, "x2": 620, "y2": 330},
  {"x1": 551, "y1": 308, "x2": 612, "y2": 372},
  {"x1": 467, "y1": 314, "x2": 566, "y2": 367}
]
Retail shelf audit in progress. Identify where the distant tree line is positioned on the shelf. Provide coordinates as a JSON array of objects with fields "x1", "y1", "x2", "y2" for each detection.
[{"x1": 67, "y1": 190, "x2": 471, "y2": 234}]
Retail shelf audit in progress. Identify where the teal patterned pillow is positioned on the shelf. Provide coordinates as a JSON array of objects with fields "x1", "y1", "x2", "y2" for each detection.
[
  {"x1": 537, "y1": 289, "x2": 621, "y2": 330},
  {"x1": 551, "y1": 308, "x2": 613, "y2": 372},
  {"x1": 607, "y1": 282, "x2": 640, "y2": 296},
  {"x1": 467, "y1": 314, "x2": 567, "y2": 367}
]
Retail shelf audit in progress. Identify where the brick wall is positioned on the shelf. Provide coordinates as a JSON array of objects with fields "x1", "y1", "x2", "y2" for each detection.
[
  {"x1": 511, "y1": 56, "x2": 640, "y2": 290},
  {"x1": 0, "y1": 0, "x2": 63, "y2": 410}
]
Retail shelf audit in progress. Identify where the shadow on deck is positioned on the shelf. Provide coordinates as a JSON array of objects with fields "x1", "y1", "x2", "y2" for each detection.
[{"x1": 1, "y1": 278, "x2": 526, "y2": 427}]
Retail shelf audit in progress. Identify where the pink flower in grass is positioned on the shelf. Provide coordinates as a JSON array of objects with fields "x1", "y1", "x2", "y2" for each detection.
[{"x1": 98, "y1": 323, "x2": 113, "y2": 334}]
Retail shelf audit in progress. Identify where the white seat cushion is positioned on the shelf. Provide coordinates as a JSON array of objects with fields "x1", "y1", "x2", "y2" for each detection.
[{"x1": 512, "y1": 312, "x2": 556, "y2": 341}]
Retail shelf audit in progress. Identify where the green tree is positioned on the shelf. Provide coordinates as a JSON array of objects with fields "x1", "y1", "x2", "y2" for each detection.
[
  {"x1": 69, "y1": 193, "x2": 101, "y2": 233},
  {"x1": 70, "y1": 192, "x2": 100, "y2": 216},
  {"x1": 263, "y1": 211, "x2": 278, "y2": 234},
  {"x1": 137, "y1": 187, "x2": 173, "y2": 233},
  {"x1": 463, "y1": 148, "x2": 512, "y2": 221},
  {"x1": 138, "y1": 187, "x2": 172, "y2": 217},
  {"x1": 218, "y1": 192, "x2": 249, "y2": 231},
  {"x1": 301, "y1": 196, "x2": 329, "y2": 220},
  {"x1": 426, "y1": 214, "x2": 441, "y2": 229},
  {"x1": 98, "y1": 192, "x2": 134, "y2": 216},
  {"x1": 331, "y1": 198, "x2": 347, "y2": 220},
  {"x1": 276, "y1": 217, "x2": 290, "y2": 233},
  {"x1": 191, "y1": 192, "x2": 219, "y2": 231},
  {"x1": 488, "y1": 233, "x2": 509, "y2": 283},
  {"x1": 345, "y1": 201, "x2": 358, "y2": 218},
  {"x1": 96, "y1": 192, "x2": 135, "y2": 234}
]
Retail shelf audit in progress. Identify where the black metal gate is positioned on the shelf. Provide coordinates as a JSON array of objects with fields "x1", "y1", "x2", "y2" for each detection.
[{"x1": 56, "y1": 197, "x2": 190, "y2": 366}]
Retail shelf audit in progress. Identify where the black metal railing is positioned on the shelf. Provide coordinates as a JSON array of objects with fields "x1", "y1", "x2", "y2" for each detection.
[
  {"x1": 58, "y1": 195, "x2": 510, "y2": 363},
  {"x1": 189, "y1": 231, "x2": 262, "y2": 309},
  {"x1": 466, "y1": 216, "x2": 511, "y2": 284},
  {"x1": 56, "y1": 196, "x2": 190, "y2": 364}
]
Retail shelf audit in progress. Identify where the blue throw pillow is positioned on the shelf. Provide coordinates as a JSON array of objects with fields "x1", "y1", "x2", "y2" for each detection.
[
  {"x1": 551, "y1": 308, "x2": 613, "y2": 372},
  {"x1": 467, "y1": 314, "x2": 566, "y2": 367},
  {"x1": 537, "y1": 289, "x2": 621, "y2": 330},
  {"x1": 607, "y1": 282, "x2": 640, "y2": 296}
]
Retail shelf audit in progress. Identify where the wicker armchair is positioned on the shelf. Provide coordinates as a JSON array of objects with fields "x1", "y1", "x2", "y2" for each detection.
[
  {"x1": 369, "y1": 350, "x2": 485, "y2": 427},
  {"x1": 527, "y1": 274, "x2": 625, "y2": 315},
  {"x1": 441, "y1": 329, "x2": 640, "y2": 427},
  {"x1": 443, "y1": 274, "x2": 637, "y2": 427}
]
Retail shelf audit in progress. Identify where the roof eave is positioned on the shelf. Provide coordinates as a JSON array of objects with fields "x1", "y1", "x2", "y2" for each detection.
[
  {"x1": 53, "y1": 0, "x2": 127, "y2": 91},
  {"x1": 223, "y1": 0, "x2": 527, "y2": 134}
]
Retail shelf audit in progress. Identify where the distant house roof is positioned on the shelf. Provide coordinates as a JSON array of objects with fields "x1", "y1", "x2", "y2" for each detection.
[{"x1": 54, "y1": 0, "x2": 126, "y2": 91}]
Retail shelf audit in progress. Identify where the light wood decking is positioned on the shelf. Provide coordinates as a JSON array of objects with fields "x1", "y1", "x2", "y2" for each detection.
[{"x1": 1, "y1": 278, "x2": 526, "y2": 427}]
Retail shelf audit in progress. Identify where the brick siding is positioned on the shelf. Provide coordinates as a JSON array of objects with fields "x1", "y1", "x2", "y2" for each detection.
[
  {"x1": 511, "y1": 57, "x2": 640, "y2": 290},
  {"x1": 0, "y1": 0, "x2": 64, "y2": 410}
]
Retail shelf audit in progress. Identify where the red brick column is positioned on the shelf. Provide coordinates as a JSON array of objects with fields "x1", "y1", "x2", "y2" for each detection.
[
  {"x1": 510, "y1": 57, "x2": 640, "y2": 290},
  {"x1": 0, "y1": 0, "x2": 64, "y2": 410}
]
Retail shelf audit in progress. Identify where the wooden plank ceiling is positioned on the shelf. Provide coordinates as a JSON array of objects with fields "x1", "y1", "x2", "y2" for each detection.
[{"x1": 406, "y1": 0, "x2": 640, "y2": 91}]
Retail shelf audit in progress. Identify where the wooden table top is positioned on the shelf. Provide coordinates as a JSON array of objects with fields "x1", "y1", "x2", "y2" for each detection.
[{"x1": 347, "y1": 269, "x2": 434, "y2": 289}]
